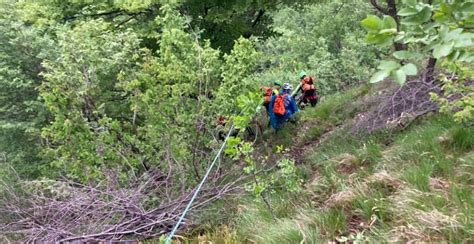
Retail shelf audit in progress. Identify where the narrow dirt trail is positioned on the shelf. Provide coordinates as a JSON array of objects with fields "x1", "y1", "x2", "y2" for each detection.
[{"x1": 288, "y1": 118, "x2": 342, "y2": 164}]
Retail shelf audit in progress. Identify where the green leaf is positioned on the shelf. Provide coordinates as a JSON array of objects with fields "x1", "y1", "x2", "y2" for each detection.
[
  {"x1": 234, "y1": 115, "x2": 251, "y2": 130},
  {"x1": 422, "y1": 22, "x2": 439, "y2": 31},
  {"x1": 393, "y1": 50, "x2": 418, "y2": 59},
  {"x1": 398, "y1": 7, "x2": 418, "y2": 16},
  {"x1": 454, "y1": 33, "x2": 474, "y2": 48},
  {"x1": 393, "y1": 69, "x2": 407, "y2": 85},
  {"x1": 366, "y1": 32, "x2": 393, "y2": 46},
  {"x1": 461, "y1": 3, "x2": 474, "y2": 13},
  {"x1": 253, "y1": 184, "x2": 264, "y2": 195},
  {"x1": 370, "y1": 70, "x2": 390, "y2": 83},
  {"x1": 382, "y1": 16, "x2": 397, "y2": 29},
  {"x1": 445, "y1": 28, "x2": 464, "y2": 41},
  {"x1": 459, "y1": 52, "x2": 474, "y2": 62},
  {"x1": 447, "y1": 50, "x2": 461, "y2": 61},
  {"x1": 401, "y1": 63, "x2": 418, "y2": 76},
  {"x1": 377, "y1": 60, "x2": 400, "y2": 71},
  {"x1": 465, "y1": 15, "x2": 474, "y2": 28},
  {"x1": 402, "y1": 0, "x2": 417, "y2": 7},
  {"x1": 224, "y1": 148, "x2": 238, "y2": 156},
  {"x1": 433, "y1": 6, "x2": 449, "y2": 22},
  {"x1": 401, "y1": 7, "x2": 432, "y2": 25},
  {"x1": 394, "y1": 33, "x2": 405, "y2": 42},
  {"x1": 418, "y1": 7, "x2": 432, "y2": 23},
  {"x1": 425, "y1": 38, "x2": 442, "y2": 51},
  {"x1": 454, "y1": 38, "x2": 473, "y2": 48},
  {"x1": 361, "y1": 15, "x2": 382, "y2": 31},
  {"x1": 379, "y1": 28, "x2": 397, "y2": 34},
  {"x1": 432, "y1": 41, "x2": 455, "y2": 59},
  {"x1": 438, "y1": 25, "x2": 450, "y2": 39},
  {"x1": 226, "y1": 136, "x2": 242, "y2": 148}
]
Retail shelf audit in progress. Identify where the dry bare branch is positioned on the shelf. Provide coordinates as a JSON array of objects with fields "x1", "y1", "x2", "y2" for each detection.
[{"x1": 0, "y1": 167, "x2": 246, "y2": 242}]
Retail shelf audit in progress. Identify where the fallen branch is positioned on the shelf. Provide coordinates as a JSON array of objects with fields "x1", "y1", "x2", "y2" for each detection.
[{"x1": 355, "y1": 73, "x2": 442, "y2": 133}]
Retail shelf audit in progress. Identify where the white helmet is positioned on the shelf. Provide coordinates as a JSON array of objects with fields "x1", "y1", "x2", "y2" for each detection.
[{"x1": 283, "y1": 83, "x2": 293, "y2": 90}]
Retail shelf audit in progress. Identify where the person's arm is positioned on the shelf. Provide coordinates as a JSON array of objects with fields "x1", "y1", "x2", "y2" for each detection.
[
  {"x1": 268, "y1": 95, "x2": 279, "y2": 129},
  {"x1": 269, "y1": 95, "x2": 276, "y2": 118},
  {"x1": 290, "y1": 96, "x2": 299, "y2": 114},
  {"x1": 291, "y1": 83, "x2": 302, "y2": 97}
]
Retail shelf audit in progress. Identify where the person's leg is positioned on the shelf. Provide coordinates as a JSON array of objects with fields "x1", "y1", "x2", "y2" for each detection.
[
  {"x1": 218, "y1": 130, "x2": 225, "y2": 141},
  {"x1": 231, "y1": 129, "x2": 240, "y2": 137},
  {"x1": 302, "y1": 93, "x2": 310, "y2": 106},
  {"x1": 288, "y1": 114, "x2": 298, "y2": 124}
]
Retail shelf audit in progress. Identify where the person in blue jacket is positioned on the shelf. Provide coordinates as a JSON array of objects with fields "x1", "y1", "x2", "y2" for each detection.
[{"x1": 269, "y1": 83, "x2": 299, "y2": 130}]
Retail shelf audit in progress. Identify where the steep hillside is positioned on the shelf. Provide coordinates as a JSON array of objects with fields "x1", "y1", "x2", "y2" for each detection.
[
  {"x1": 1, "y1": 0, "x2": 472, "y2": 242},
  {"x1": 194, "y1": 84, "x2": 474, "y2": 243}
]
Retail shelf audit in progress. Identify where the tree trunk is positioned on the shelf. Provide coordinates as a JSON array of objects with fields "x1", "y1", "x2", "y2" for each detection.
[
  {"x1": 386, "y1": 0, "x2": 398, "y2": 28},
  {"x1": 251, "y1": 9, "x2": 265, "y2": 28},
  {"x1": 370, "y1": 0, "x2": 407, "y2": 51},
  {"x1": 387, "y1": 0, "x2": 407, "y2": 51},
  {"x1": 425, "y1": 58, "x2": 437, "y2": 82}
]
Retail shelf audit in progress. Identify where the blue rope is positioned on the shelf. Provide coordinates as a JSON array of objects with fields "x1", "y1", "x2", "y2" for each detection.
[{"x1": 165, "y1": 125, "x2": 235, "y2": 244}]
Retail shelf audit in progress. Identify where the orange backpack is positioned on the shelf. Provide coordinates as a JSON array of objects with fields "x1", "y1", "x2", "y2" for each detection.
[
  {"x1": 262, "y1": 87, "x2": 273, "y2": 104},
  {"x1": 273, "y1": 94, "x2": 288, "y2": 116},
  {"x1": 302, "y1": 77, "x2": 316, "y2": 91}
]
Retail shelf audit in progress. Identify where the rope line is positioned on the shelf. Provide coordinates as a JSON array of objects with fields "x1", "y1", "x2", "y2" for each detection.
[{"x1": 165, "y1": 124, "x2": 235, "y2": 244}]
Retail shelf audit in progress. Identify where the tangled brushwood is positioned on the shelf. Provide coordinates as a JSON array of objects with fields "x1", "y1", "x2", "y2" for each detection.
[
  {"x1": 355, "y1": 72, "x2": 443, "y2": 133},
  {"x1": 0, "y1": 168, "x2": 245, "y2": 242}
]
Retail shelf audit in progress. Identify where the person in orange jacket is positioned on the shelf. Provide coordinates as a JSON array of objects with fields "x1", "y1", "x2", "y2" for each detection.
[
  {"x1": 261, "y1": 81, "x2": 282, "y2": 114},
  {"x1": 295, "y1": 71, "x2": 318, "y2": 107}
]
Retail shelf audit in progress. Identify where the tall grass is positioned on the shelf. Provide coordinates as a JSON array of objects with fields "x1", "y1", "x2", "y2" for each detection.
[
  {"x1": 300, "y1": 85, "x2": 370, "y2": 143},
  {"x1": 450, "y1": 126, "x2": 474, "y2": 151}
]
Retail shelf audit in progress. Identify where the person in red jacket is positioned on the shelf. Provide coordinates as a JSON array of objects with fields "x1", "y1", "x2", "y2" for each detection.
[{"x1": 295, "y1": 71, "x2": 318, "y2": 107}]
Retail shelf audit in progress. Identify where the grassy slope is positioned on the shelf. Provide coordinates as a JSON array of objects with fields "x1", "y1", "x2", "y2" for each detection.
[{"x1": 194, "y1": 85, "x2": 474, "y2": 243}]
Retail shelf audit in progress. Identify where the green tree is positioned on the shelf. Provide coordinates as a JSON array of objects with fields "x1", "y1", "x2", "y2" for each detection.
[
  {"x1": 256, "y1": 0, "x2": 377, "y2": 94},
  {"x1": 16, "y1": 0, "x2": 309, "y2": 53},
  {"x1": 39, "y1": 3, "x2": 262, "y2": 183},
  {"x1": 0, "y1": 0, "x2": 54, "y2": 177},
  {"x1": 39, "y1": 20, "x2": 145, "y2": 181}
]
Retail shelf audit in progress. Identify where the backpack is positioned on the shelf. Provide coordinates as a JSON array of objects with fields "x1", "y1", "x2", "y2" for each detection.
[
  {"x1": 262, "y1": 87, "x2": 273, "y2": 104},
  {"x1": 303, "y1": 83, "x2": 316, "y2": 91},
  {"x1": 306, "y1": 76, "x2": 314, "y2": 84},
  {"x1": 302, "y1": 77, "x2": 316, "y2": 91},
  {"x1": 273, "y1": 94, "x2": 288, "y2": 116}
]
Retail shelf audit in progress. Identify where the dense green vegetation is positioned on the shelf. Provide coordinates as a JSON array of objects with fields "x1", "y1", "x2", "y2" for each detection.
[{"x1": 0, "y1": 0, "x2": 472, "y2": 242}]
